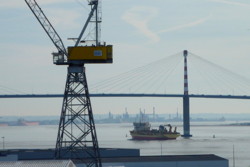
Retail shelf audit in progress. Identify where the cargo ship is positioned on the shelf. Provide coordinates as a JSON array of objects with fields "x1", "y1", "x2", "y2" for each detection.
[
  {"x1": 17, "y1": 119, "x2": 39, "y2": 126},
  {"x1": 130, "y1": 122, "x2": 180, "y2": 140},
  {"x1": 0, "y1": 123, "x2": 9, "y2": 127}
]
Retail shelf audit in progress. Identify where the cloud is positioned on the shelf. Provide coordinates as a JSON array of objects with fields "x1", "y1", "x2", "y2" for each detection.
[
  {"x1": 37, "y1": 0, "x2": 73, "y2": 5},
  {"x1": 122, "y1": 6, "x2": 160, "y2": 43},
  {"x1": 210, "y1": 0, "x2": 250, "y2": 8},
  {"x1": 157, "y1": 15, "x2": 211, "y2": 34},
  {"x1": 0, "y1": 1, "x2": 24, "y2": 8},
  {"x1": 2, "y1": 0, "x2": 83, "y2": 31},
  {"x1": 47, "y1": 8, "x2": 82, "y2": 30},
  {"x1": 0, "y1": 0, "x2": 73, "y2": 8}
]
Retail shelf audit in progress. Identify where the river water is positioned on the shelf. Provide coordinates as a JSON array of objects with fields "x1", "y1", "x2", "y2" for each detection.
[{"x1": 0, "y1": 122, "x2": 249, "y2": 167}]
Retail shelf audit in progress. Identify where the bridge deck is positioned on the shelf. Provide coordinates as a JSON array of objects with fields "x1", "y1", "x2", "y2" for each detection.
[{"x1": 0, "y1": 93, "x2": 250, "y2": 99}]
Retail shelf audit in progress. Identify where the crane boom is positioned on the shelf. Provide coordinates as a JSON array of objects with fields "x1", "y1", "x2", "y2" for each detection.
[
  {"x1": 24, "y1": 0, "x2": 68, "y2": 62},
  {"x1": 75, "y1": 1, "x2": 98, "y2": 47}
]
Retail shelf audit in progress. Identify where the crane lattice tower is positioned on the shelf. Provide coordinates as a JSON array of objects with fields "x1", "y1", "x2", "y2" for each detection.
[{"x1": 25, "y1": 0, "x2": 112, "y2": 166}]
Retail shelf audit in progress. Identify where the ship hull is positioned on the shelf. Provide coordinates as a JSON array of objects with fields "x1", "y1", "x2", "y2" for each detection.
[
  {"x1": 0, "y1": 123, "x2": 8, "y2": 127},
  {"x1": 22, "y1": 122, "x2": 39, "y2": 126},
  {"x1": 130, "y1": 131, "x2": 180, "y2": 140}
]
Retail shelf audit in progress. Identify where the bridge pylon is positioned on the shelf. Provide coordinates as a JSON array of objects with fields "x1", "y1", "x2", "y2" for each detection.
[{"x1": 182, "y1": 50, "x2": 192, "y2": 138}]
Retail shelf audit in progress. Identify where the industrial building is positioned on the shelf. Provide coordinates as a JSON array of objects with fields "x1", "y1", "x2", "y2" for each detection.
[
  {"x1": 0, "y1": 148, "x2": 228, "y2": 167},
  {"x1": 0, "y1": 160, "x2": 76, "y2": 167}
]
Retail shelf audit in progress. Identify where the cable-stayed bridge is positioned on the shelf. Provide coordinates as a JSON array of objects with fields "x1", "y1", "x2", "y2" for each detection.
[
  {"x1": 1, "y1": 50, "x2": 250, "y2": 137},
  {"x1": 2, "y1": 51, "x2": 250, "y2": 97},
  {"x1": 1, "y1": 93, "x2": 250, "y2": 99}
]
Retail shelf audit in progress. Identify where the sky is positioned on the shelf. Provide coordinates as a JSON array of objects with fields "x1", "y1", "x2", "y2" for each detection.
[{"x1": 1, "y1": 0, "x2": 250, "y2": 116}]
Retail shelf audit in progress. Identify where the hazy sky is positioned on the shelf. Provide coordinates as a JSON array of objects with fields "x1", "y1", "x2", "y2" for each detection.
[{"x1": 1, "y1": 0, "x2": 250, "y2": 116}]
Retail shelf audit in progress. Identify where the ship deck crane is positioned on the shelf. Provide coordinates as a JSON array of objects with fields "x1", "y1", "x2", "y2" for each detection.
[{"x1": 24, "y1": 0, "x2": 113, "y2": 166}]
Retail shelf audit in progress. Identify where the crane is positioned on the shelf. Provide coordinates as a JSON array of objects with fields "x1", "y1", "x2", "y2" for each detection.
[{"x1": 24, "y1": 0, "x2": 113, "y2": 166}]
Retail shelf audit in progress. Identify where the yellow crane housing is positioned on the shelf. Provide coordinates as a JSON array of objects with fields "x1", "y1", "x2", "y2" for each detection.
[{"x1": 68, "y1": 45, "x2": 113, "y2": 63}]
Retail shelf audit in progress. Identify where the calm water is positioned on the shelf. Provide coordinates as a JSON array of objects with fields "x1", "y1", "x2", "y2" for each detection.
[{"x1": 0, "y1": 122, "x2": 250, "y2": 167}]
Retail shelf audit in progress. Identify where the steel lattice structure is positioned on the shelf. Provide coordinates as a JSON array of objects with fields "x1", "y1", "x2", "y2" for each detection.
[
  {"x1": 24, "y1": 0, "x2": 108, "y2": 166},
  {"x1": 55, "y1": 66, "x2": 101, "y2": 166}
]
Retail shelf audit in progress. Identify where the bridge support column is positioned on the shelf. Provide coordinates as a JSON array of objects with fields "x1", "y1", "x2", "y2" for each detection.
[
  {"x1": 182, "y1": 95, "x2": 192, "y2": 137},
  {"x1": 182, "y1": 50, "x2": 192, "y2": 138}
]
